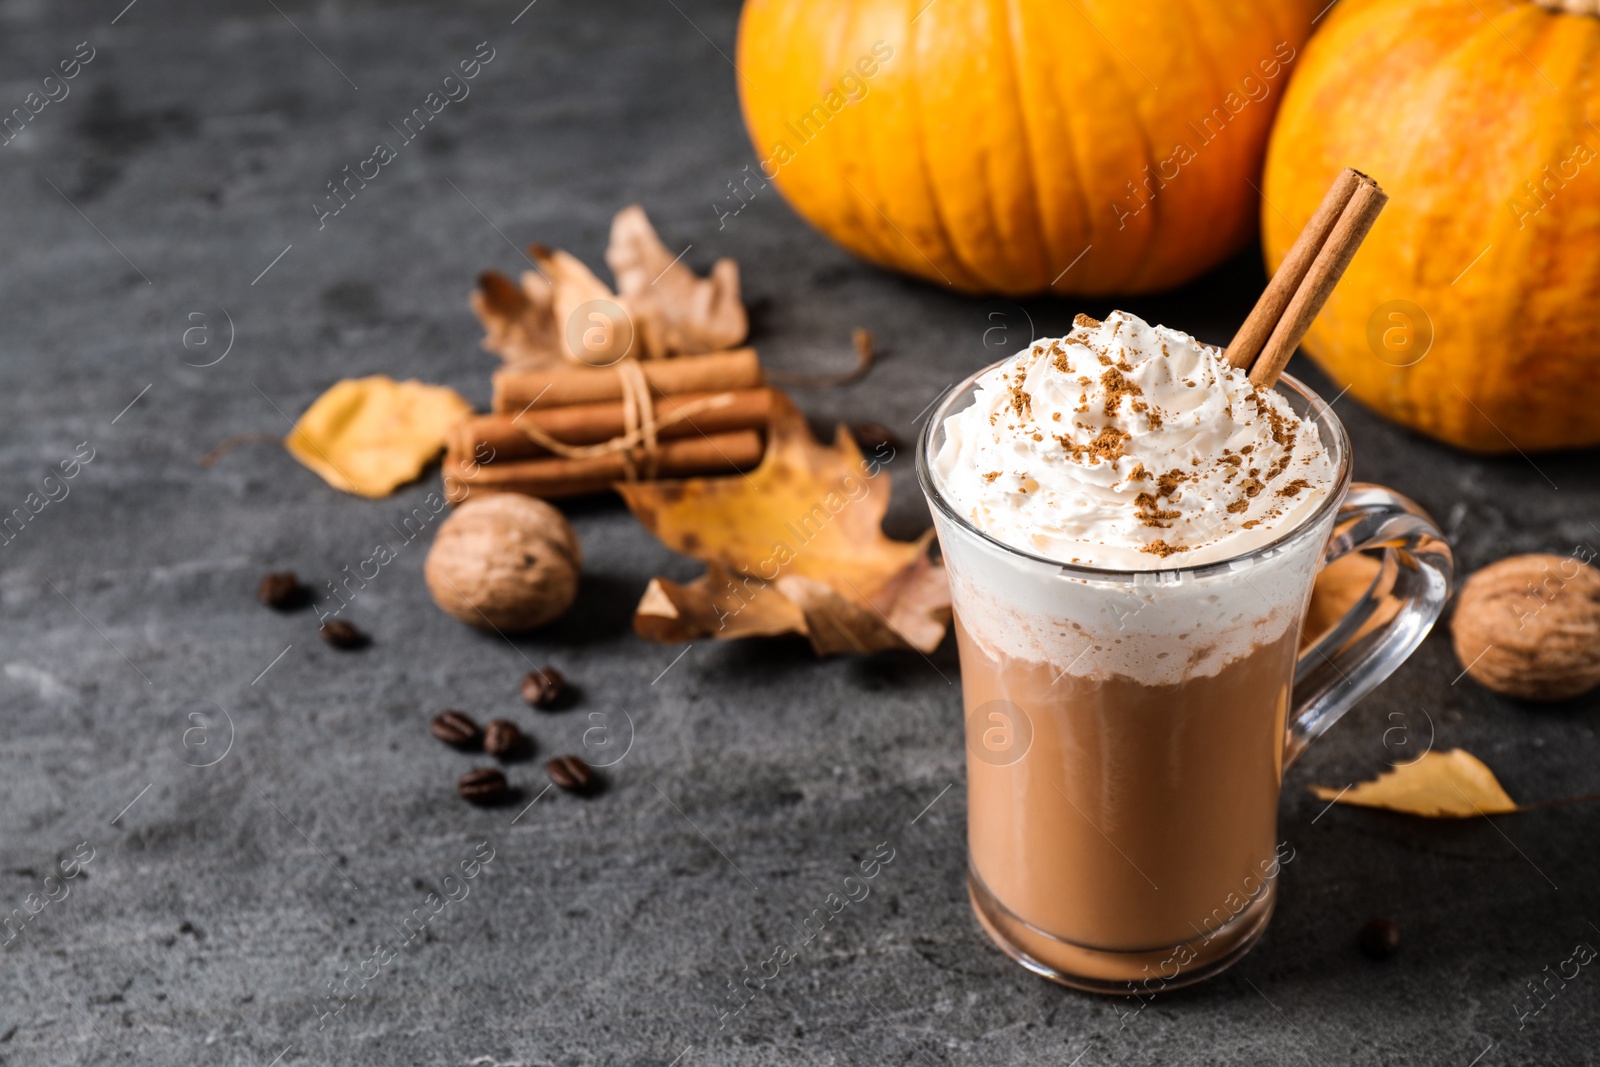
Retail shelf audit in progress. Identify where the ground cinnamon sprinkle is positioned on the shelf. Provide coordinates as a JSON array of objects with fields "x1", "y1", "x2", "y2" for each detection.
[
  {"x1": 1140, "y1": 539, "x2": 1189, "y2": 558},
  {"x1": 1156, "y1": 468, "x2": 1186, "y2": 493},
  {"x1": 1050, "y1": 341, "x2": 1073, "y2": 374},
  {"x1": 1008, "y1": 378, "x2": 1033, "y2": 419},
  {"x1": 982, "y1": 471, "x2": 1003, "y2": 483},
  {"x1": 1264, "y1": 451, "x2": 1294, "y2": 483},
  {"x1": 1059, "y1": 426, "x2": 1130, "y2": 463},
  {"x1": 1088, "y1": 428, "x2": 1130, "y2": 461},
  {"x1": 1128, "y1": 463, "x2": 1150, "y2": 482},
  {"x1": 1074, "y1": 313, "x2": 1100, "y2": 329},
  {"x1": 1134, "y1": 491, "x2": 1181, "y2": 528},
  {"x1": 1278, "y1": 478, "x2": 1311, "y2": 497},
  {"x1": 1248, "y1": 389, "x2": 1295, "y2": 449},
  {"x1": 1099, "y1": 367, "x2": 1143, "y2": 417}
]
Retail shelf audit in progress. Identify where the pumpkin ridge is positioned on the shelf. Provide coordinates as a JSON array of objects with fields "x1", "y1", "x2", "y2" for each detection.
[
  {"x1": 1251, "y1": 0, "x2": 1300, "y2": 52},
  {"x1": 1484, "y1": 2, "x2": 1600, "y2": 444},
  {"x1": 1453, "y1": 1, "x2": 1568, "y2": 445},
  {"x1": 1369, "y1": 4, "x2": 1512, "y2": 445},
  {"x1": 1034, "y1": 2, "x2": 1101, "y2": 292},
  {"x1": 964, "y1": 0, "x2": 1023, "y2": 289},
  {"x1": 1440, "y1": 0, "x2": 1561, "y2": 447},
  {"x1": 1168, "y1": 0, "x2": 1241, "y2": 284},
  {"x1": 875, "y1": 2, "x2": 977, "y2": 286},
  {"x1": 1118, "y1": 80, "x2": 1166, "y2": 293},
  {"x1": 848, "y1": 3, "x2": 926, "y2": 278},
  {"x1": 904, "y1": 2, "x2": 989, "y2": 290},
  {"x1": 822, "y1": 0, "x2": 895, "y2": 271},
  {"x1": 997, "y1": 0, "x2": 1051, "y2": 289},
  {"x1": 1066, "y1": 3, "x2": 1163, "y2": 292},
  {"x1": 920, "y1": 0, "x2": 1031, "y2": 291}
]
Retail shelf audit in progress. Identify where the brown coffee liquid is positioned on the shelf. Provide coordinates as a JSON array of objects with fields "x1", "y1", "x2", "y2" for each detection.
[{"x1": 958, "y1": 617, "x2": 1296, "y2": 962}]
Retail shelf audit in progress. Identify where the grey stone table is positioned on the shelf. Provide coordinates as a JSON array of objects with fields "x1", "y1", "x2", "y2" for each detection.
[{"x1": 3, "y1": 1, "x2": 1597, "y2": 1063}]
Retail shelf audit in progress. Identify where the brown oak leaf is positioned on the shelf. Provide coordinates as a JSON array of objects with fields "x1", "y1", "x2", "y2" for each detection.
[
  {"x1": 470, "y1": 269, "x2": 561, "y2": 370},
  {"x1": 620, "y1": 392, "x2": 949, "y2": 655},
  {"x1": 606, "y1": 204, "x2": 747, "y2": 359},
  {"x1": 472, "y1": 206, "x2": 748, "y2": 370}
]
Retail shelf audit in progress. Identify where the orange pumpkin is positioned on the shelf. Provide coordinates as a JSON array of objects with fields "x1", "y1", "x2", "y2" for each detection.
[
  {"x1": 1262, "y1": 0, "x2": 1600, "y2": 453},
  {"x1": 735, "y1": 0, "x2": 1315, "y2": 296}
]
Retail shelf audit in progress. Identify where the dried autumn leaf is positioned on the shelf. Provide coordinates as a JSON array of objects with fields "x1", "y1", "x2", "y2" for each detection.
[
  {"x1": 606, "y1": 205, "x2": 747, "y2": 358},
  {"x1": 470, "y1": 269, "x2": 561, "y2": 371},
  {"x1": 530, "y1": 243, "x2": 637, "y2": 366},
  {"x1": 777, "y1": 551, "x2": 951, "y2": 654},
  {"x1": 1310, "y1": 749, "x2": 1518, "y2": 818},
  {"x1": 473, "y1": 206, "x2": 747, "y2": 368},
  {"x1": 620, "y1": 393, "x2": 950, "y2": 655},
  {"x1": 1300, "y1": 553, "x2": 1400, "y2": 651},
  {"x1": 635, "y1": 563, "x2": 807, "y2": 644},
  {"x1": 285, "y1": 376, "x2": 473, "y2": 498}
]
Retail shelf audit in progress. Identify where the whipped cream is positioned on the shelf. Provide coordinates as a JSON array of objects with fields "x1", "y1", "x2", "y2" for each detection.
[{"x1": 934, "y1": 311, "x2": 1336, "y2": 570}]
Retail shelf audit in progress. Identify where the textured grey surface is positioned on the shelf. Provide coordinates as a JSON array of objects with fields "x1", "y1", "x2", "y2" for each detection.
[{"x1": 2, "y1": 1, "x2": 1598, "y2": 1064}]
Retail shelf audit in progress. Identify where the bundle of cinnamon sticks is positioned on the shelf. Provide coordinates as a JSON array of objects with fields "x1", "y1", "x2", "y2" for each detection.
[{"x1": 445, "y1": 348, "x2": 773, "y2": 499}]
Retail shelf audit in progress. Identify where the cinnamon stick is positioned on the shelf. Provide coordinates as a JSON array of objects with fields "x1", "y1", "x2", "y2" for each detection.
[
  {"x1": 492, "y1": 347, "x2": 763, "y2": 413},
  {"x1": 445, "y1": 430, "x2": 764, "y2": 500},
  {"x1": 1249, "y1": 174, "x2": 1387, "y2": 388},
  {"x1": 452, "y1": 388, "x2": 773, "y2": 462},
  {"x1": 1225, "y1": 168, "x2": 1364, "y2": 370}
]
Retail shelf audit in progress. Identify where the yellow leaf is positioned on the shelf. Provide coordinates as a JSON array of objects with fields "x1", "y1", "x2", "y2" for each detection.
[
  {"x1": 1310, "y1": 749, "x2": 1518, "y2": 818},
  {"x1": 286, "y1": 376, "x2": 473, "y2": 498},
  {"x1": 619, "y1": 392, "x2": 951, "y2": 655}
]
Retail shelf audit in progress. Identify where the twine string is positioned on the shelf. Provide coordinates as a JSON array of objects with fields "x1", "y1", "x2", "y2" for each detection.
[{"x1": 511, "y1": 358, "x2": 737, "y2": 479}]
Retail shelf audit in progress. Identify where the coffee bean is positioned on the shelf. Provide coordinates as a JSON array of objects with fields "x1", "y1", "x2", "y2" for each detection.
[
  {"x1": 320, "y1": 620, "x2": 368, "y2": 650},
  {"x1": 431, "y1": 710, "x2": 481, "y2": 750},
  {"x1": 545, "y1": 755, "x2": 594, "y2": 793},
  {"x1": 258, "y1": 571, "x2": 308, "y2": 611},
  {"x1": 1359, "y1": 918, "x2": 1400, "y2": 959},
  {"x1": 483, "y1": 719, "x2": 524, "y2": 759},
  {"x1": 521, "y1": 667, "x2": 567, "y2": 709},
  {"x1": 850, "y1": 422, "x2": 902, "y2": 455},
  {"x1": 458, "y1": 767, "x2": 509, "y2": 805}
]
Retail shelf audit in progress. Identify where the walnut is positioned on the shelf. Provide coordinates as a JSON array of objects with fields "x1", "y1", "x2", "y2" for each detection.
[
  {"x1": 1451, "y1": 552, "x2": 1600, "y2": 701},
  {"x1": 425, "y1": 495, "x2": 582, "y2": 631}
]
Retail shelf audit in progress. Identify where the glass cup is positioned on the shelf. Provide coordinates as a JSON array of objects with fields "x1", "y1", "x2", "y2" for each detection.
[{"x1": 916, "y1": 364, "x2": 1452, "y2": 994}]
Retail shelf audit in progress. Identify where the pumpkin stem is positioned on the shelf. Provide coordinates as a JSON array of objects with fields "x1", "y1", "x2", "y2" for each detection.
[{"x1": 1531, "y1": 0, "x2": 1600, "y2": 14}]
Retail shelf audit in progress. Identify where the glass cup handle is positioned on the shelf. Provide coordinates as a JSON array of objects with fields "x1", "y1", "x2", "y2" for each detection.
[{"x1": 1284, "y1": 483, "x2": 1455, "y2": 768}]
